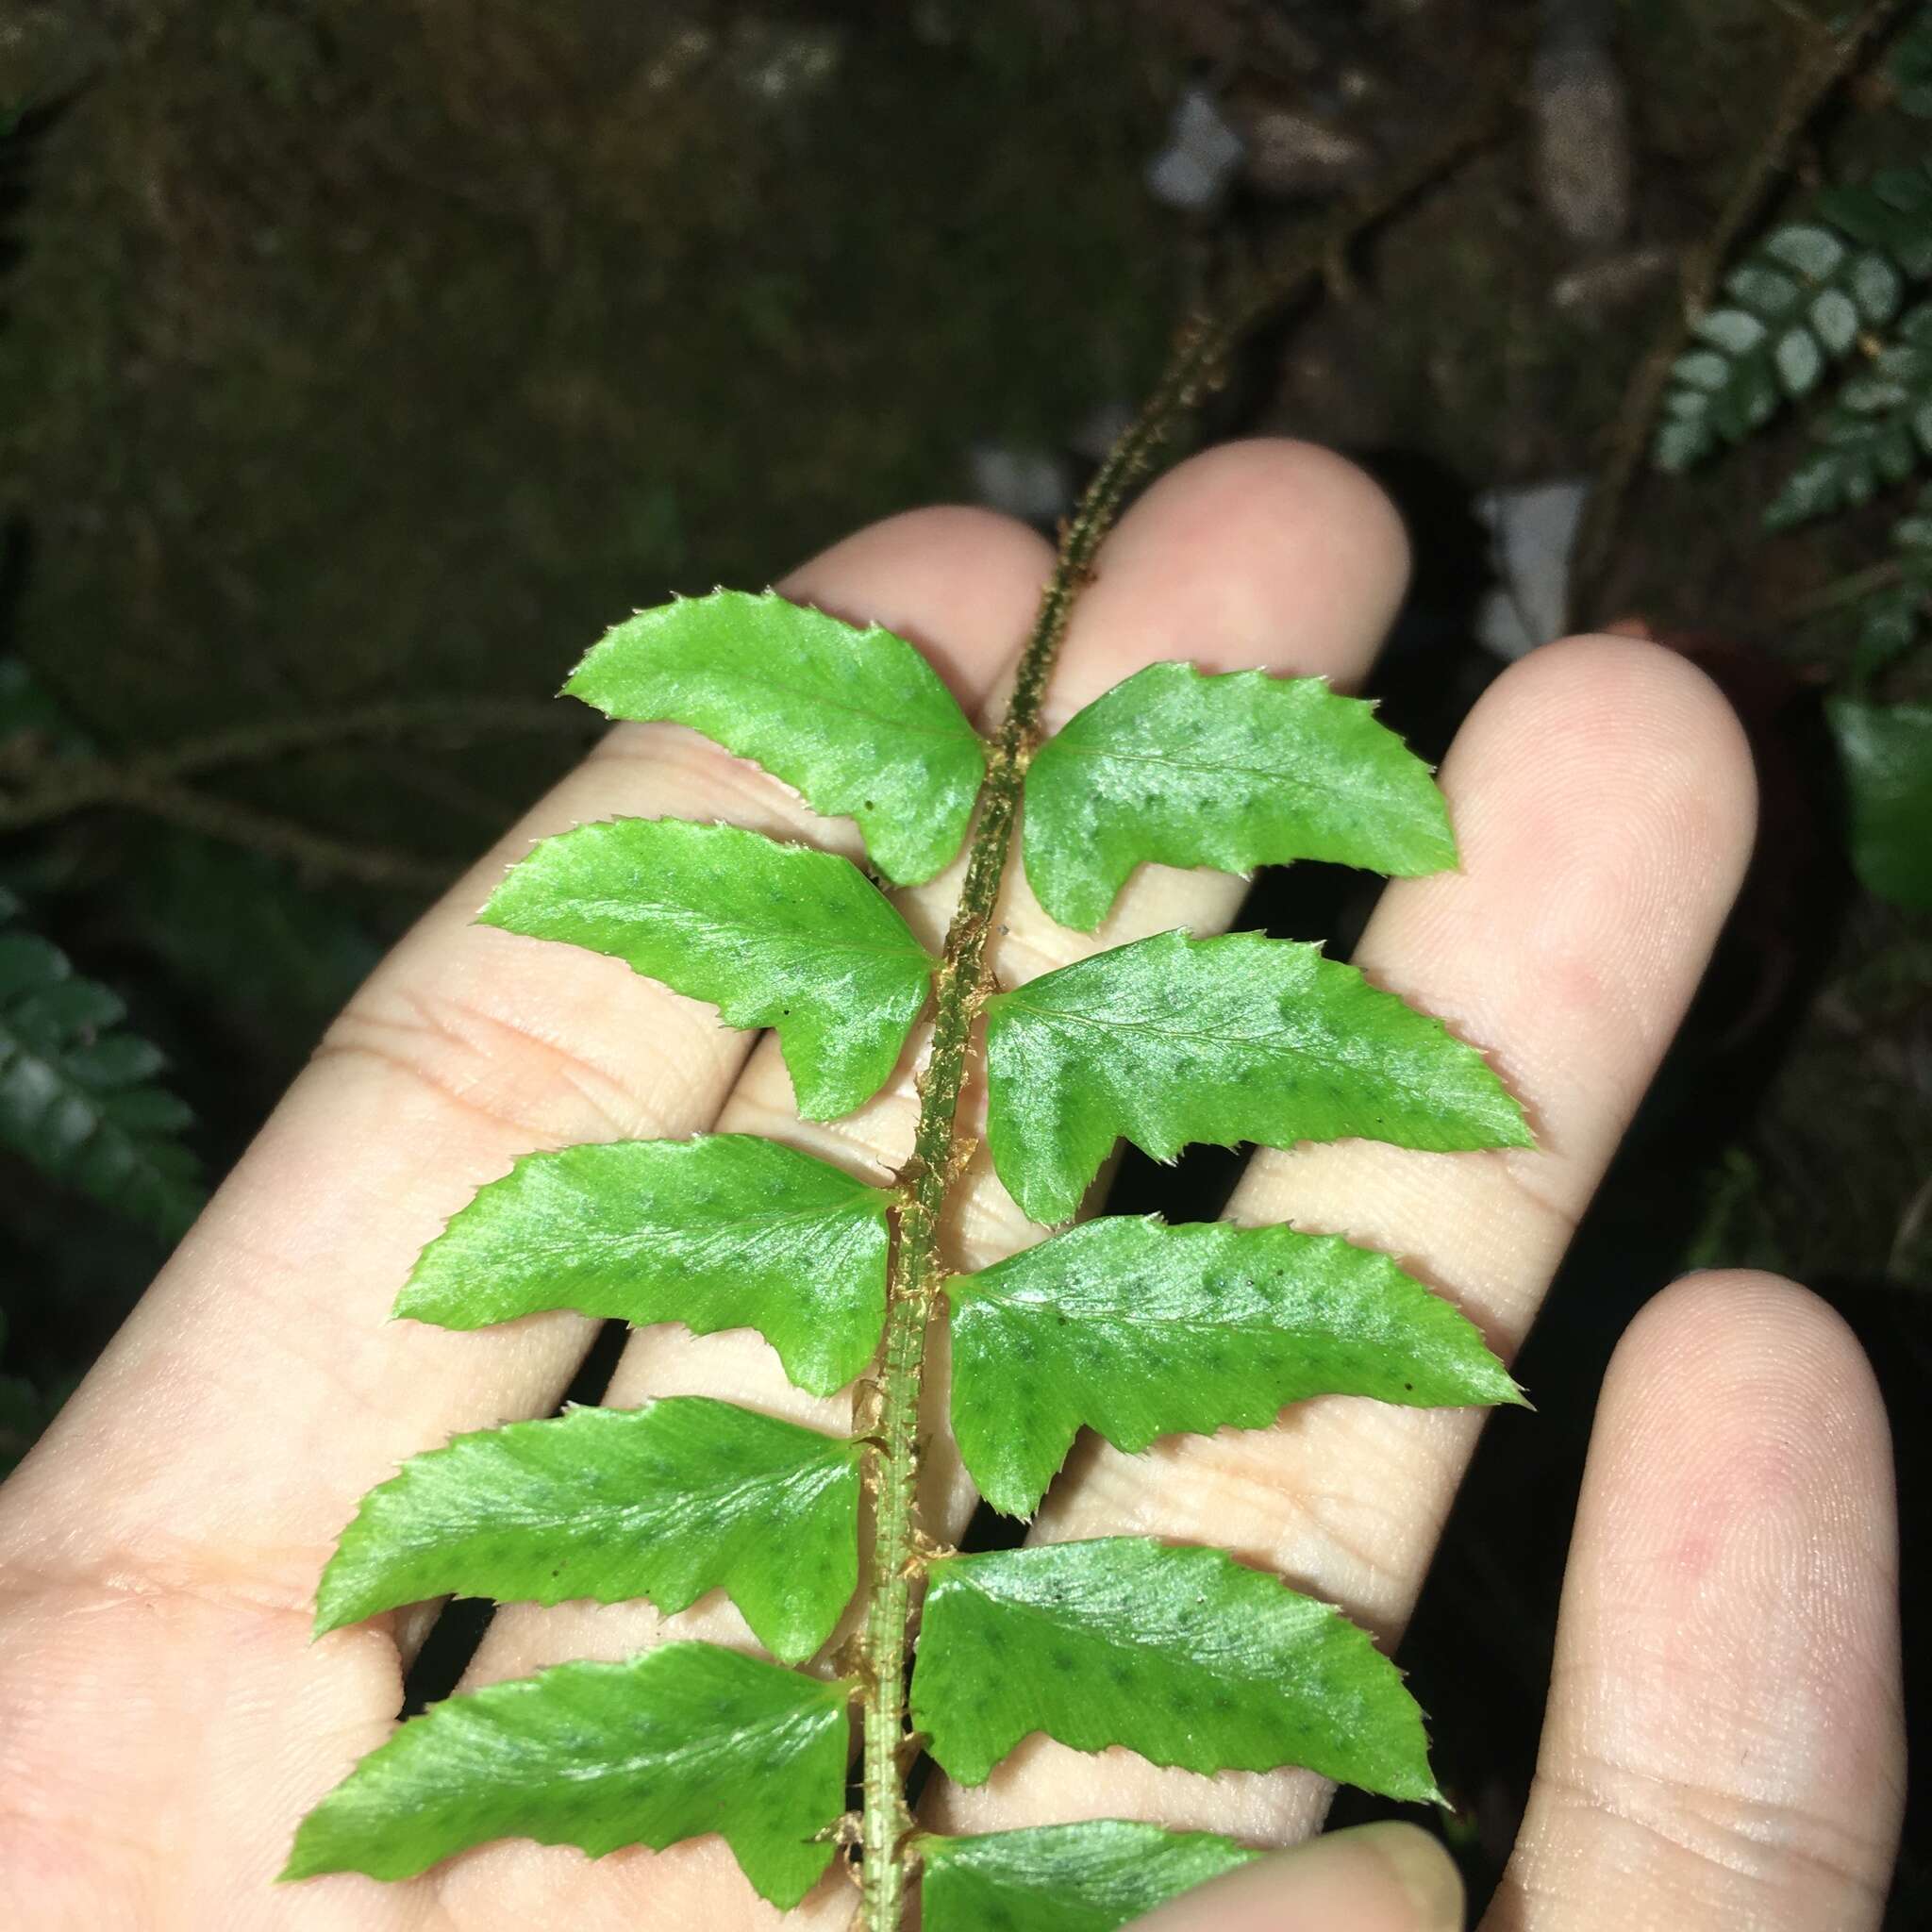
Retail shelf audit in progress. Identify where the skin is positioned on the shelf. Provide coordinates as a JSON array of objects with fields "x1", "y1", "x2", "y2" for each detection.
[{"x1": 0, "y1": 440, "x2": 1904, "y2": 1931}]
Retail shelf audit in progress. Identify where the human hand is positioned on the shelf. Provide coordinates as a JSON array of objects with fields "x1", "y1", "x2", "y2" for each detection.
[{"x1": 0, "y1": 441, "x2": 1903, "y2": 1929}]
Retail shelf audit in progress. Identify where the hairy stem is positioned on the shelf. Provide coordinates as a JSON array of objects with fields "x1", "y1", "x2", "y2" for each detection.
[
  {"x1": 853, "y1": 322, "x2": 1225, "y2": 1926},
  {"x1": 852, "y1": 115, "x2": 1506, "y2": 1932},
  {"x1": 851, "y1": 96, "x2": 1511, "y2": 1929}
]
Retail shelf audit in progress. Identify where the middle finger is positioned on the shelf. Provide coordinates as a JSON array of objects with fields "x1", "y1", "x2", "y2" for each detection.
[{"x1": 932, "y1": 631, "x2": 1758, "y2": 1842}]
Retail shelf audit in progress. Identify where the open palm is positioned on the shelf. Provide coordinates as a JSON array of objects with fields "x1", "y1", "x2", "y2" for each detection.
[{"x1": 0, "y1": 441, "x2": 1903, "y2": 1931}]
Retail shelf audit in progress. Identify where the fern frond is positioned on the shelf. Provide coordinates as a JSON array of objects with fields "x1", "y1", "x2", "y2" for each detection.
[
  {"x1": 289, "y1": 596, "x2": 1524, "y2": 1924},
  {"x1": 1852, "y1": 483, "x2": 1932, "y2": 676},
  {"x1": 0, "y1": 887, "x2": 204, "y2": 1241},
  {"x1": 1767, "y1": 302, "x2": 1932, "y2": 525},
  {"x1": 1814, "y1": 159, "x2": 1932, "y2": 280},
  {"x1": 1657, "y1": 212, "x2": 1921, "y2": 472}
]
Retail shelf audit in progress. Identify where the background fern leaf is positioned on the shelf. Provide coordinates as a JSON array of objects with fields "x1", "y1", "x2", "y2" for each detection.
[
  {"x1": 392, "y1": 1134, "x2": 891, "y2": 1397},
  {"x1": 565, "y1": 591, "x2": 986, "y2": 887},
  {"x1": 920, "y1": 1822, "x2": 1258, "y2": 1932},
  {"x1": 911, "y1": 1537, "x2": 1438, "y2": 1800},
  {"x1": 315, "y1": 1397, "x2": 861, "y2": 1661},
  {"x1": 1816, "y1": 160, "x2": 1932, "y2": 281},
  {"x1": 1766, "y1": 303, "x2": 1932, "y2": 526},
  {"x1": 1850, "y1": 485, "x2": 1932, "y2": 676},
  {"x1": 983, "y1": 928, "x2": 1530, "y2": 1225},
  {"x1": 0, "y1": 888, "x2": 203, "y2": 1241},
  {"x1": 1022, "y1": 663, "x2": 1456, "y2": 932},
  {"x1": 281, "y1": 1641, "x2": 850, "y2": 1907},
  {"x1": 946, "y1": 1216, "x2": 1521, "y2": 1517},
  {"x1": 1656, "y1": 175, "x2": 1932, "y2": 473},
  {"x1": 480, "y1": 817, "x2": 936, "y2": 1119}
]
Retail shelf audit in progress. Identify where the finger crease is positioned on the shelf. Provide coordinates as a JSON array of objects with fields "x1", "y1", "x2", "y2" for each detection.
[
  {"x1": 317, "y1": 990, "x2": 665, "y2": 1147},
  {"x1": 1540, "y1": 1751, "x2": 1893, "y2": 1901}
]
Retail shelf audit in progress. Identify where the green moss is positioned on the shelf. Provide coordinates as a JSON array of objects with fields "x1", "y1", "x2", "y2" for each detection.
[{"x1": 1, "y1": 1, "x2": 1175, "y2": 840}]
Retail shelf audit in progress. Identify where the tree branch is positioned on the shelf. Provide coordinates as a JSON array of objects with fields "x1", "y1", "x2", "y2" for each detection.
[{"x1": 0, "y1": 696, "x2": 591, "y2": 836}]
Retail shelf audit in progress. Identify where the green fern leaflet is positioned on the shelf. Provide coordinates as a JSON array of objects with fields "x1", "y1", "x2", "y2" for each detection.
[{"x1": 0, "y1": 888, "x2": 203, "y2": 1241}]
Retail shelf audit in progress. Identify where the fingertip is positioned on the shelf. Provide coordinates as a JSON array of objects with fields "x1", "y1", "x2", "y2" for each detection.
[
  {"x1": 1048, "y1": 437, "x2": 1412, "y2": 723},
  {"x1": 1121, "y1": 436, "x2": 1413, "y2": 611},
  {"x1": 1132, "y1": 1822, "x2": 1463, "y2": 1932},
  {"x1": 778, "y1": 503, "x2": 1055, "y2": 700},
  {"x1": 1584, "y1": 1262, "x2": 1902, "y2": 1778},
  {"x1": 1369, "y1": 1821, "x2": 1468, "y2": 1927},
  {"x1": 1490, "y1": 632, "x2": 1759, "y2": 893},
  {"x1": 1603, "y1": 1269, "x2": 1894, "y2": 1524},
  {"x1": 1503, "y1": 1265, "x2": 1905, "y2": 1927},
  {"x1": 1612, "y1": 1267, "x2": 1886, "y2": 1434}
]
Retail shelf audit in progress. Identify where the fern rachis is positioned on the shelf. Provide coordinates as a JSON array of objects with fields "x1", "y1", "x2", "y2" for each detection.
[{"x1": 285, "y1": 584, "x2": 1529, "y2": 1929}]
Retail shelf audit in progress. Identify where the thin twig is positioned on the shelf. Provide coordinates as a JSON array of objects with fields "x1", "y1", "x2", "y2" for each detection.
[
  {"x1": 129, "y1": 780, "x2": 454, "y2": 890},
  {"x1": 1212, "y1": 89, "x2": 1519, "y2": 395},
  {"x1": 0, "y1": 696, "x2": 589, "y2": 835},
  {"x1": 1566, "y1": 0, "x2": 1914, "y2": 628},
  {"x1": 1790, "y1": 554, "x2": 1908, "y2": 619},
  {"x1": 0, "y1": 695, "x2": 594, "y2": 886}
]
